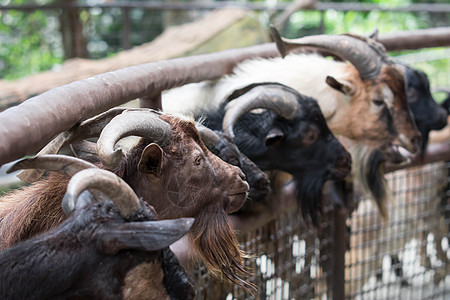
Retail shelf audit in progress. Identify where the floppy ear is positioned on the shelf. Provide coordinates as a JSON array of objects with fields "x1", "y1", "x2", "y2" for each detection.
[
  {"x1": 138, "y1": 143, "x2": 164, "y2": 177},
  {"x1": 326, "y1": 76, "x2": 355, "y2": 96},
  {"x1": 95, "y1": 218, "x2": 195, "y2": 255},
  {"x1": 265, "y1": 128, "x2": 284, "y2": 146}
]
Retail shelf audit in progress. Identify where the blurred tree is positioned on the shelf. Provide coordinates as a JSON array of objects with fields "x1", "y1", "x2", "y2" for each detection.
[{"x1": 58, "y1": 0, "x2": 87, "y2": 59}]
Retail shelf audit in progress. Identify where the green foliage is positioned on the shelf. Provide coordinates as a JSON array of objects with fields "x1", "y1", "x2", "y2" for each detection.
[{"x1": 0, "y1": 0, "x2": 63, "y2": 79}]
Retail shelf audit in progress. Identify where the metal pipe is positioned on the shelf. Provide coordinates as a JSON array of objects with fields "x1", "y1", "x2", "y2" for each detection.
[
  {"x1": 378, "y1": 27, "x2": 450, "y2": 51},
  {"x1": 2, "y1": 2, "x2": 450, "y2": 13},
  {"x1": 0, "y1": 44, "x2": 277, "y2": 166},
  {"x1": 0, "y1": 27, "x2": 449, "y2": 166}
]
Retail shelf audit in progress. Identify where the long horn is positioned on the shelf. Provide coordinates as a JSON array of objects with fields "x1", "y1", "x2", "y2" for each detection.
[
  {"x1": 222, "y1": 83, "x2": 304, "y2": 139},
  {"x1": 270, "y1": 25, "x2": 391, "y2": 80},
  {"x1": 97, "y1": 109, "x2": 172, "y2": 170},
  {"x1": 17, "y1": 107, "x2": 132, "y2": 183},
  {"x1": 62, "y1": 168, "x2": 141, "y2": 217},
  {"x1": 195, "y1": 123, "x2": 220, "y2": 149},
  {"x1": 7, "y1": 154, "x2": 98, "y2": 177}
]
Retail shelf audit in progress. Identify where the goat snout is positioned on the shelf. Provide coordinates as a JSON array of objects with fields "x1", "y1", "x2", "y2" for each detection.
[
  {"x1": 331, "y1": 150, "x2": 352, "y2": 179},
  {"x1": 432, "y1": 107, "x2": 448, "y2": 130},
  {"x1": 235, "y1": 166, "x2": 246, "y2": 182}
]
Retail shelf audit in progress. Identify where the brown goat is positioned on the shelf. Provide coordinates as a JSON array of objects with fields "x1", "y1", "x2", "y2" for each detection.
[{"x1": 0, "y1": 109, "x2": 252, "y2": 289}]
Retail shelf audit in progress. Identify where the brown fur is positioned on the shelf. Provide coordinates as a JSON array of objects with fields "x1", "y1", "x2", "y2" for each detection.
[
  {"x1": 0, "y1": 173, "x2": 69, "y2": 249},
  {"x1": 381, "y1": 65, "x2": 419, "y2": 146},
  {"x1": 123, "y1": 261, "x2": 169, "y2": 300},
  {"x1": 0, "y1": 114, "x2": 251, "y2": 288},
  {"x1": 188, "y1": 203, "x2": 254, "y2": 291}
]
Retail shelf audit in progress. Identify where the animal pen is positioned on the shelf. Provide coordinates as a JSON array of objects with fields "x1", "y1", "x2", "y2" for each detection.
[{"x1": 1, "y1": 10, "x2": 450, "y2": 300}]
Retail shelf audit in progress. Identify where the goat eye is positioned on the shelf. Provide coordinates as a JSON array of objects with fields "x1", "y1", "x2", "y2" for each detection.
[
  {"x1": 303, "y1": 128, "x2": 319, "y2": 145},
  {"x1": 195, "y1": 157, "x2": 202, "y2": 165},
  {"x1": 372, "y1": 99, "x2": 385, "y2": 106}
]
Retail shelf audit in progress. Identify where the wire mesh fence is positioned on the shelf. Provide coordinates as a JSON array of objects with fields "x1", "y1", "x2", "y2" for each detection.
[
  {"x1": 192, "y1": 202, "x2": 336, "y2": 300},
  {"x1": 187, "y1": 157, "x2": 450, "y2": 299},
  {"x1": 0, "y1": 2, "x2": 449, "y2": 299}
]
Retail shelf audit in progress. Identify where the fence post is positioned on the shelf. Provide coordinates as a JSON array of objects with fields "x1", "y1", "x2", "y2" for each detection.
[
  {"x1": 140, "y1": 94, "x2": 162, "y2": 109},
  {"x1": 333, "y1": 205, "x2": 346, "y2": 300},
  {"x1": 122, "y1": 7, "x2": 131, "y2": 50}
]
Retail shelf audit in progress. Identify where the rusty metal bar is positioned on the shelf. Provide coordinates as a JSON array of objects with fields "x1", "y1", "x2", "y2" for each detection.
[
  {"x1": 2, "y1": 1, "x2": 450, "y2": 13},
  {"x1": 140, "y1": 94, "x2": 162, "y2": 109},
  {"x1": 0, "y1": 44, "x2": 277, "y2": 167},
  {"x1": 1, "y1": 26, "x2": 449, "y2": 167},
  {"x1": 379, "y1": 27, "x2": 450, "y2": 51}
]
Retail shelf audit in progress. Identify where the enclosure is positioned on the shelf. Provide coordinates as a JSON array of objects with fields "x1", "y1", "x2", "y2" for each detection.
[{"x1": 0, "y1": 1, "x2": 449, "y2": 299}]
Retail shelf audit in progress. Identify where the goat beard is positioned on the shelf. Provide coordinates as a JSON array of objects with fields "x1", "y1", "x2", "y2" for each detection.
[
  {"x1": 351, "y1": 146, "x2": 390, "y2": 220},
  {"x1": 295, "y1": 175, "x2": 326, "y2": 226},
  {"x1": 188, "y1": 204, "x2": 255, "y2": 291}
]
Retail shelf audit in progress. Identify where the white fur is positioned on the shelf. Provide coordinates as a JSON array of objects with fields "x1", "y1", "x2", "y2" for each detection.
[{"x1": 162, "y1": 54, "x2": 353, "y2": 127}]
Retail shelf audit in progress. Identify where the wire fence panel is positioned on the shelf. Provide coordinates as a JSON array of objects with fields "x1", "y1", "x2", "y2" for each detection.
[
  {"x1": 347, "y1": 162, "x2": 449, "y2": 300},
  {"x1": 192, "y1": 204, "x2": 336, "y2": 300}
]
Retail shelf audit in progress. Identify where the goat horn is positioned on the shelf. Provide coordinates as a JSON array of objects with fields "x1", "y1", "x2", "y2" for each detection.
[
  {"x1": 195, "y1": 123, "x2": 220, "y2": 149},
  {"x1": 62, "y1": 168, "x2": 141, "y2": 217},
  {"x1": 270, "y1": 25, "x2": 391, "y2": 81},
  {"x1": 97, "y1": 109, "x2": 172, "y2": 170},
  {"x1": 222, "y1": 82, "x2": 303, "y2": 140},
  {"x1": 17, "y1": 107, "x2": 132, "y2": 183},
  {"x1": 7, "y1": 154, "x2": 98, "y2": 177}
]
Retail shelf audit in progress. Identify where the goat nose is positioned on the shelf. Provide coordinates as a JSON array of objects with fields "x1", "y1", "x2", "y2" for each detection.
[{"x1": 337, "y1": 151, "x2": 352, "y2": 170}]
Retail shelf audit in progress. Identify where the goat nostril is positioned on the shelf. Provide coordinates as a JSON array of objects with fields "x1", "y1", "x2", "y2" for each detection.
[{"x1": 237, "y1": 168, "x2": 246, "y2": 181}]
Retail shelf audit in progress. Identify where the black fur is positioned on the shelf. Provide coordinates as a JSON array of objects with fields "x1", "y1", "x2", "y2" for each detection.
[
  {"x1": 200, "y1": 83, "x2": 351, "y2": 225},
  {"x1": 0, "y1": 199, "x2": 194, "y2": 300}
]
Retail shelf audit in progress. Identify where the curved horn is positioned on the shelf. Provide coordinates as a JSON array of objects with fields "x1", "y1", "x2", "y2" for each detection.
[
  {"x1": 7, "y1": 154, "x2": 98, "y2": 178},
  {"x1": 62, "y1": 168, "x2": 141, "y2": 217},
  {"x1": 195, "y1": 123, "x2": 220, "y2": 149},
  {"x1": 17, "y1": 107, "x2": 132, "y2": 183},
  {"x1": 222, "y1": 83, "x2": 303, "y2": 140},
  {"x1": 97, "y1": 109, "x2": 172, "y2": 170},
  {"x1": 270, "y1": 25, "x2": 391, "y2": 80}
]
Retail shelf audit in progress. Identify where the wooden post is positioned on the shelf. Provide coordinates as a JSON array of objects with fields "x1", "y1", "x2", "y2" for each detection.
[{"x1": 122, "y1": 7, "x2": 131, "y2": 50}]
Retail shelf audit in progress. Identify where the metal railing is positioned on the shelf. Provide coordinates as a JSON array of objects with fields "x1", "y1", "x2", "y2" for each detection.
[{"x1": 0, "y1": 25, "x2": 449, "y2": 299}]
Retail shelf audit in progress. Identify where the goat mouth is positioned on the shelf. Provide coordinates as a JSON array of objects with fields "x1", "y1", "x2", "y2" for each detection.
[
  {"x1": 330, "y1": 168, "x2": 350, "y2": 179},
  {"x1": 384, "y1": 143, "x2": 413, "y2": 165},
  {"x1": 228, "y1": 182, "x2": 250, "y2": 196}
]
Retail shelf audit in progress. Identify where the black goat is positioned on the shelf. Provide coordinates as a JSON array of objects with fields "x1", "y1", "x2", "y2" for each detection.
[
  {"x1": 196, "y1": 126, "x2": 271, "y2": 207},
  {"x1": 199, "y1": 82, "x2": 351, "y2": 224},
  {"x1": 400, "y1": 63, "x2": 448, "y2": 153},
  {"x1": 0, "y1": 161, "x2": 195, "y2": 300}
]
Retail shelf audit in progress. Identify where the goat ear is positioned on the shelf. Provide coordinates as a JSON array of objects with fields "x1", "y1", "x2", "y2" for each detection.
[
  {"x1": 265, "y1": 128, "x2": 284, "y2": 146},
  {"x1": 326, "y1": 76, "x2": 355, "y2": 96},
  {"x1": 138, "y1": 143, "x2": 164, "y2": 177},
  {"x1": 95, "y1": 218, "x2": 194, "y2": 255}
]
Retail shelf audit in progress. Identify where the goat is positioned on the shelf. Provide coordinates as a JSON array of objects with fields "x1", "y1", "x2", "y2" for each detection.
[
  {"x1": 0, "y1": 161, "x2": 195, "y2": 300},
  {"x1": 195, "y1": 125, "x2": 271, "y2": 207},
  {"x1": 162, "y1": 28, "x2": 420, "y2": 219},
  {"x1": 0, "y1": 108, "x2": 252, "y2": 289},
  {"x1": 199, "y1": 82, "x2": 351, "y2": 225},
  {"x1": 399, "y1": 63, "x2": 447, "y2": 153},
  {"x1": 344, "y1": 63, "x2": 449, "y2": 217},
  {"x1": 163, "y1": 28, "x2": 419, "y2": 155},
  {"x1": 18, "y1": 107, "x2": 270, "y2": 208}
]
